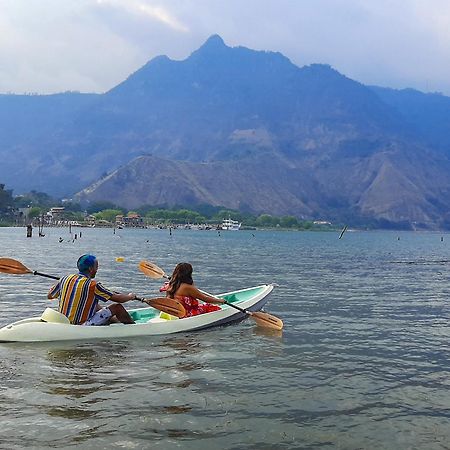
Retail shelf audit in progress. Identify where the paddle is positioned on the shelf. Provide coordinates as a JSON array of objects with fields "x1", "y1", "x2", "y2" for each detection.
[
  {"x1": 138, "y1": 260, "x2": 283, "y2": 330},
  {"x1": 0, "y1": 257, "x2": 59, "y2": 279},
  {"x1": 138, "y1": 260, "x2": 170, "y2": 279},
  {"x1": 0, "y1": 257, "x2": 186, "y2": 318},
  {"x1": 219, "y1": 302, "x2": 283, "y2": 330},
  {"x1": 339, "y1": 224, "x2": 348, "y2": 239},
  {"x1": 141, "y1": 297, "x2": 186, "y2": 318}
]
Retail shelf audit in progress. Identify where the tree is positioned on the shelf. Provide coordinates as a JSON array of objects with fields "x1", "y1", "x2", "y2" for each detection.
[
  {"x1": 86, "y1": 201, "x2": 121, "y2": 214},
  {"x1": 212, "y1": 209, "x2": 242, "y2": 221},
  {"x1": 280, "y1": 216, "x2": 299, "y2": 228},
  {"x1": 94, "y1": 209, "x2": 123, "y2": 223},
  {"x1": 65, "y1": 211, "x2": 85, "y2": 222},
  {"x1": 28, "y1": 207, "x2": 42, "y2": 219},
  {"x1": 256, "y1": 214, "x2": 278, "y2": 227},
  {"x1": 0, "y1": 184, "x2": 13, "y2": 211},
  {"x1": 174, "y1": 209, "x2": 205, "y2": 223},
  {"x1": 299, "y1": 221, "x2": 313, "y2": 230},
  {"x1": 14, "y1": 190, "x2": 54, "y2": 208},
  {"x1": 63, "y1": 202, "x2": 82, "y2": 212}
]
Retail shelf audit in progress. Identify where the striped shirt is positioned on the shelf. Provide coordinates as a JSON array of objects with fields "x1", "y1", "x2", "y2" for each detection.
[{"x1": 48, "y1": 274, "x2": 114, "y2": 325}]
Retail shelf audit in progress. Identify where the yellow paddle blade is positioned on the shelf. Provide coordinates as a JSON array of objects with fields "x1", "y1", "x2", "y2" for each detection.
[
  {"x1": 249, "y1": 311, "x2": 284, "y2": 330},
  {"x1": 0, "y1": 258, "x2": 32, "y2": 275},
  {"x1": 138, "y1": 260, "x2": 168, "y2": 279},
  {"x1": 144, "y1": 297, "x2": 186, "y2": 318}
]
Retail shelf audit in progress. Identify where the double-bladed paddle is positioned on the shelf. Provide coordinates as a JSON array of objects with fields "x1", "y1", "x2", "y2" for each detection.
[
  {"x1": 139, "y1": 260, "x2": 170, "y2": 279},
  {"x1": 0, "y1": 257, "x2": 186, "y2": 318},
  {"x1": 0, "y1": 257, "x2": 59, "y2": 279},
  {"x1": 139, "y1": 297, "x2": 185, "y2": 318},
  {"x1": 138, "y1": 259, "x2": 283, "y2": 330}
]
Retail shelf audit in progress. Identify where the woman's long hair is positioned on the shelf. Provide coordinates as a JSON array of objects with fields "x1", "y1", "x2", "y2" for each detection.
[{"x1": 166, "y1": 263, "x2": 193, "y2": 298}]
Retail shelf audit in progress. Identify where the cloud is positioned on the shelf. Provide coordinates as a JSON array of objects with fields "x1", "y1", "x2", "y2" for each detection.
[
  {"x1": 96, "y1": 0, "x2": 189, "y2": 32},
  {"x1": 0, "y1": 0, "x2": 449, "y2": 95}
]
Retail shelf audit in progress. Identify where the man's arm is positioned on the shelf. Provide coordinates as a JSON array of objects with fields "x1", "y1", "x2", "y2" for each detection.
[
  {"x1": 47, "y1": 281, "x2": 61, "y2": 299},
  {"x1": 95, "y1": 282, "x2": 136, "y2": 304},
  {"x1": 110, "y1": 292, "x2": 137, "y2": 303}
]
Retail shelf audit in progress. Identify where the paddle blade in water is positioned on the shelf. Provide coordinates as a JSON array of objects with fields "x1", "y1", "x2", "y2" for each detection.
[
  {"x1": 0, "y1": 258, "x2": 32, "y2": 275},
  {"x1": 145, "y1": 297, "x2": 186, "y2": 318},
  {"x1": 139, "y1": 260, "x2": 168, "y2": 279},
  {"x1": 250, "y1": 311, "x2": 284, "y2": 330}
]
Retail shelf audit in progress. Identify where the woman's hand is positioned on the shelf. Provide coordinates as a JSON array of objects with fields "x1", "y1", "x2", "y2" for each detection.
[{"x1": 206, "y1": 296, "x2": 225, "y2": 304}]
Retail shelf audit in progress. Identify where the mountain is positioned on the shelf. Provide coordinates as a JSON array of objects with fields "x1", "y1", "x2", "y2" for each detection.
[
  {"x1": 0, "y1": 92, "x2": 98, "y2": 193},
  {"x1": 3, "y1": 35, "x2": 450, "y2": 228},
  {"x1": 75, "y1": 144, "x2": 450, "y2": 229},
  {"x1": 369, "y1": 86, "x2": 450, "y2": 153}
]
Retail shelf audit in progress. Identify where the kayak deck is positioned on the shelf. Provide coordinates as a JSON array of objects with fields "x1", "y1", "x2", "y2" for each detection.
[{"x1": 130, "y1": 288, "x2": 253, "y2": 323}]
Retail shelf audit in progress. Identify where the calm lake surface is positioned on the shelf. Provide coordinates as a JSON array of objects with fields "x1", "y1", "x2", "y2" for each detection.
[{"x1": 0, "y1": 226, "x2": 450, "y2": 449}]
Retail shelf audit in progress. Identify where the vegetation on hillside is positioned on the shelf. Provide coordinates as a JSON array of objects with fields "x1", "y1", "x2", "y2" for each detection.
[
  {"x1": 135, "y1": 204, "x2": 334, "y2": 230},
  {"x1": 0, "y1": 184, "x2": 337, "y2": 230},
  {"x1": 0, "y1": 184, "x2": 14, "y2": 225}
]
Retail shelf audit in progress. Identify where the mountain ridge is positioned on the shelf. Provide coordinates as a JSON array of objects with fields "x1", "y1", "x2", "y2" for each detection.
[{"x1": 2, "y1": 35, "x2": 450, "y2": 228}]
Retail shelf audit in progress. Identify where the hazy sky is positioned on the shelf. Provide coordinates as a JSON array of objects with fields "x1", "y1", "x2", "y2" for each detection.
[{"x1": 1, "y1": 0, "x2": 450, "y2": 95}]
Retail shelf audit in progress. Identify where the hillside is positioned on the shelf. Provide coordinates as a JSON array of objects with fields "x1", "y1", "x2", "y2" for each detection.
[{"x1": 2, "y1": 36, "x2": 450, "y2": 228}]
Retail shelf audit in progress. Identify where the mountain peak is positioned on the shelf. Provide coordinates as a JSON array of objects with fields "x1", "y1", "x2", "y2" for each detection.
[
  {"x1": 190, "y1": 34, "x2": 229, "y2": 59},
  {"x1": 201, "y1": 34, "x2": 227, "y2": 49}
]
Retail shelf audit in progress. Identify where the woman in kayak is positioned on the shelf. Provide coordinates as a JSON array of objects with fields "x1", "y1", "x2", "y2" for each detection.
[{"x1": 162, "y1": 263, "x2": 225, "y2": 317}]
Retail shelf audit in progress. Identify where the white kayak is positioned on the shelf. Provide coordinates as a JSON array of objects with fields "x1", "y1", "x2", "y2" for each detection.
[{"x1": 0, "y1": 284, "x2": 274, "y2": 342}]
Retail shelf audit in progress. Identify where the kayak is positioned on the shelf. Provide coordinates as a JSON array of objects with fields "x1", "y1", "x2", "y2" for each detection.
[{"x1": 0, "y1": 284, "x2": 274, "y2": 342}]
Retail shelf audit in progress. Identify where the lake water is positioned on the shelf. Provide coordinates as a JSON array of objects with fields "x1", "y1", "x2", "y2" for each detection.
[{"x1": 0, "y1": 226, "x2": 449, "y2": 449}]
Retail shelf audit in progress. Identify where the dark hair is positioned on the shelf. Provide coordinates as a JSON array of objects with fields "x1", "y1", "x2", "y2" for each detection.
[{"x1": 166, "y1": 263, "x2": 193, "y2": 298}]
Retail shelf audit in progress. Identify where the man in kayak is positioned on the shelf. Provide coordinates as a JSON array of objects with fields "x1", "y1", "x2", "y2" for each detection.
[{"x1": 47, "y1": 254, "x2": 136, "y2": 325}]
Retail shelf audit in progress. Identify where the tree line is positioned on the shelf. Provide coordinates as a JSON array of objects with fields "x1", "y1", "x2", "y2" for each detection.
[
  {"x1": 71, "y1": 203, "x2": 334, "y2": 230},
  {"x1": 0, "y1": 185, "x2": 335, "y2": 230}
]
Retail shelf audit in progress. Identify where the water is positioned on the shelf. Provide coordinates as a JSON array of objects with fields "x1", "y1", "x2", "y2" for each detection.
[{"x1": 1, "y1": 227, "x2": 450, "y2": 449}]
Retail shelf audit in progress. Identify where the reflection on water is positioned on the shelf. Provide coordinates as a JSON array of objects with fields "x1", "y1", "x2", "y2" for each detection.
[
  {"x1": 252, "y1": 326, "x2": 284, "y2": 340},
  {"x1": 38, "y1": 343, "x2": 134, "y2": 425},
  {"x1": 163, "y1": 335, "x2": 204, "y2": 354},
  {"x1": 44, "y1": 405, "x2": 98, "y2": 420},
  {"x1": 1, "y1": 228, "x2": 450, "y2": 448}
]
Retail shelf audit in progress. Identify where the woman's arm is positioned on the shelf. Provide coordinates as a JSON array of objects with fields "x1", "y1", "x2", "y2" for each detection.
[{"x1": 182, "y1": 284, "x2": 225, "y2": 304}]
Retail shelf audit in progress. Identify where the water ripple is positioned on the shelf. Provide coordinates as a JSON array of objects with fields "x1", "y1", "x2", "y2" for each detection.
[{"x1": 1, "y1": 228, "x2": 450, "y2": 448}]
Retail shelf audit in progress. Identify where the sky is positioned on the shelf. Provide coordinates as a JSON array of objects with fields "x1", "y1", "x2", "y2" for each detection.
[{"x1": 1, "y1": 0, "x2": 450, "y2": 95}]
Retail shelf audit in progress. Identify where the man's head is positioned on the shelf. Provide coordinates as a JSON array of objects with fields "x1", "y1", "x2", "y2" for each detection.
[{"x1": 77, "y1": 254, "x2": 98, "y2": 278}]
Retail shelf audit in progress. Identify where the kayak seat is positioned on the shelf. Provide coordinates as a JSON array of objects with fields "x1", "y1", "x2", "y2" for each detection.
[
  {"x1": 41, "y1": 308, "x2": 70, "y2": 324},
  {"x1": 130, "y1": 308, "x2": 160, "y2": 323},
  {"x1": 159, "y1": 311, "x2": 179, "y2": 321},
  {"x1": 223, "y1": 294, "x2": 238, "y2": 303}
]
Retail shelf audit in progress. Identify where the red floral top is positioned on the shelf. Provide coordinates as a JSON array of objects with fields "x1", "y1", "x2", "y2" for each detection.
[{"x1": 160, "y1": 282, "x2": 221, "y2": 317}]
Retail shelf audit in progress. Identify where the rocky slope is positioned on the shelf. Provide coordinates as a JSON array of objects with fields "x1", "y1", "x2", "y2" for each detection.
[{"x1": 3, "y1": 36, "x2": 450, "y2": 228}]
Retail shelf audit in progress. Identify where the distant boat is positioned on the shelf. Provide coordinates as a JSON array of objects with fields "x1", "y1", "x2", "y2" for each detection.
[{"x1": 222, "y1": 218, "x2": 241, "y2": 230}]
